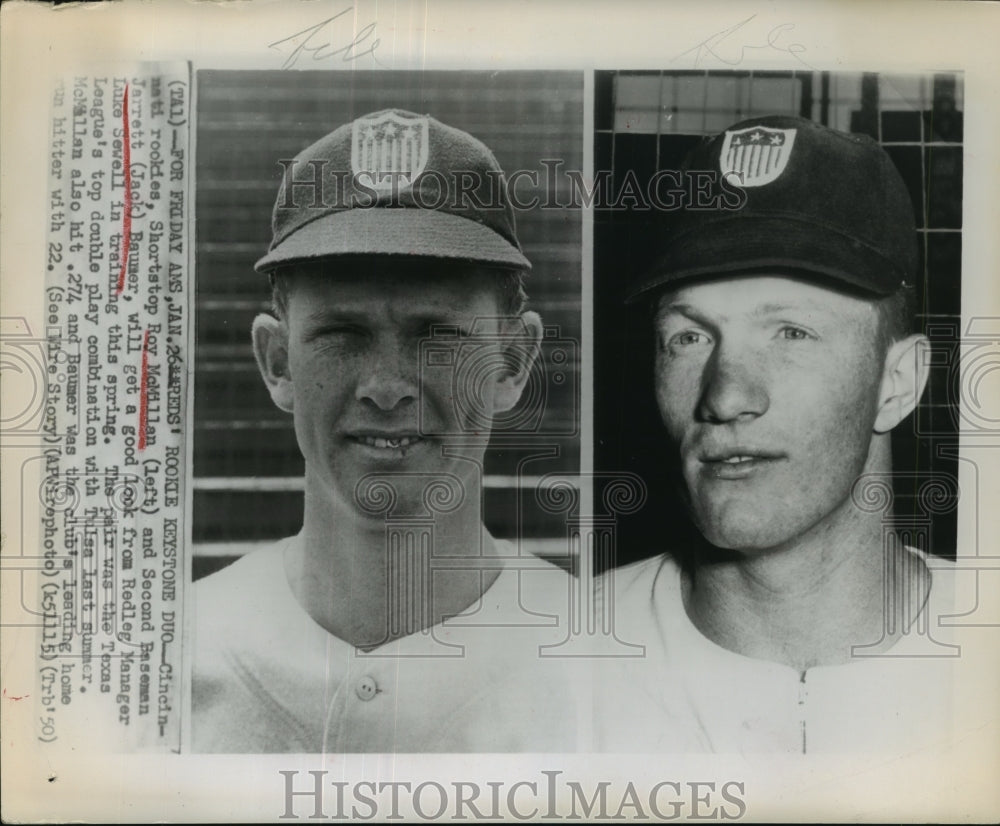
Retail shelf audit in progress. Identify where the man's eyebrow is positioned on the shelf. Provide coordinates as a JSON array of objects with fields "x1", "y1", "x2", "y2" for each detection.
[
  {"x1": 657, "y1": 303, "x2": 717, "y2": 325},
  {"x1": 301, "y1": 308, "x2": 474, "y2": 330},
  {"x1": 410, "y1": 313, "x2": 467, "y2": 327},
  {"x1": 658, "y1": 300, "x2": 826, "y2": 321},
  {"x1": 751, "y1": 301, "x2": 821, "y2": 315},
  {"x1": 302, "y1": 309, "x2": 367, "y2": 325}
]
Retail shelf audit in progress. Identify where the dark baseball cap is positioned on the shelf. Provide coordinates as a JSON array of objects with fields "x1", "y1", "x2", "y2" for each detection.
[
  {"x1": 255, "y1": 109, "x2": 530, "y2": 273},
  {"x1": 627, "y1": 115, "x2": 918, "y2": 302}
]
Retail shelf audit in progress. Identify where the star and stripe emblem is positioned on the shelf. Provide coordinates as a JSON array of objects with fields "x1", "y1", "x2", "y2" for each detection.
[
  {"x1": 351, "y1": 111, "x2": 430, "y2": 193},
  {"x1": 719, "y1": 126, "x2": 797, "y2": 187}
]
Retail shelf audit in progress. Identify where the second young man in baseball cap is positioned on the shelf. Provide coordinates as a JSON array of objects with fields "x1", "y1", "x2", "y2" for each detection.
[{"x1": 595, "y1": 115, "x2": 965, "y2": 754}]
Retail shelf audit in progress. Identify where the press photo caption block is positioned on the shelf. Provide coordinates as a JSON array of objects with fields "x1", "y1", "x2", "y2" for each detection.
[{"x1": 17, "y1": 62, "x2": 193, "y2": 753}]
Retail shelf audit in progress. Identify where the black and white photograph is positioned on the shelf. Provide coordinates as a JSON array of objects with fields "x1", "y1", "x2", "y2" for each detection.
[
  {"x1": 189, "y1": 69, "x2": 584, "y2": 753},
  {"x1": 1, "y1": 1, "x2": 998, "y2": 822},
  {"x1": 591, "y1": 69, "x2": 979, "y2": 755}
]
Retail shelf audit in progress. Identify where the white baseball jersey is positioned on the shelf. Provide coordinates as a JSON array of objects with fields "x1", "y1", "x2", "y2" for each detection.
[
  {"x1": 191, "y1": 537, "x2": 582, "y2": 753},
  {"x1": 593, "y1": 548, "x2": 973, "y2": 754}
]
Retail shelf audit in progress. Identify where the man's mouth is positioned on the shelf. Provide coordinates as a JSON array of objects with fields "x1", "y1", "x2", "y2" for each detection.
[
  {"x1": 348, "y1": 434, "x2": 425, "y2": 450},
  {"x1": 698, "y1": 449, "x2": 784, "y2": 478}
]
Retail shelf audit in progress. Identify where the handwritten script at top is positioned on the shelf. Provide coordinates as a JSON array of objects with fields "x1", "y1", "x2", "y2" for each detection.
[
  {"x1": 673, "y1": 15, "x2": 811, "y2": 69},
  {"x1": 268, "y1": 7, "x2": 381, "y2": 70}
]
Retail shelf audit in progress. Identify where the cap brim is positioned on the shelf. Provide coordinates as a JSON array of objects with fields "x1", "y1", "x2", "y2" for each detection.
[
  {"x1": 254, "y1": 208, "x2": 530, "y2": 273},
  {"x1": 626, "y1": 215, "x2": 906, "y2": 302}
]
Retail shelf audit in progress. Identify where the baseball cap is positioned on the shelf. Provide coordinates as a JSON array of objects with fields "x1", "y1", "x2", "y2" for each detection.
[
  {"x1": 255, "y1": 109, "x2": 530, "y2": 273},
  {"x1": 627, "y1": 115, "x2": 917, "y2": 302}
]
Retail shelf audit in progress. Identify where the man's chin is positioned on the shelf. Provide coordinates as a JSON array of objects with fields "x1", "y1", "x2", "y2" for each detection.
[
  {"x1": 347, "y1": 471, "x2": 469, "y2": 520},
  {"x1": 691, "y1": 506, "x2": 794, "y2": 558}
]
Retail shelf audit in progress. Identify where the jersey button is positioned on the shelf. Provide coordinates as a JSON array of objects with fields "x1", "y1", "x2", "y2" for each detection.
[{"x1": 355, "y1": 676, "x2": 378, "y2": 701}]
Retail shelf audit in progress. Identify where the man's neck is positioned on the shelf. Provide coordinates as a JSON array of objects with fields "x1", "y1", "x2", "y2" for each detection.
[
  {"x1": 682, "y1": 504, "x2": 931, "y2": 672},
  {"x1": 284, "y1": 470, "x2": 502, "y2": 649}
]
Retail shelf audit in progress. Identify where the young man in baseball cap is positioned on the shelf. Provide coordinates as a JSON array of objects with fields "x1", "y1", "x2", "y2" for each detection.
[
  {"x1": 192, "y1": 110, "x2": 579, "y2": 753},
  {"x1": 595, "y1": 115, "x2": 966, "y2": 753}
]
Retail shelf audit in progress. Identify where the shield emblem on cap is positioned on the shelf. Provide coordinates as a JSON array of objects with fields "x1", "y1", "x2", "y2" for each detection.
[
  {"x1": 719, "y1": 126, "x2": 797, "y2": 188},
  {"x1": 351, "y1": 111, "x2": 430, "y2": 194}
]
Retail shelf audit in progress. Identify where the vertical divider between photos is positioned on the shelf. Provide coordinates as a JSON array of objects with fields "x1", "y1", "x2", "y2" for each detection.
[
  {"x1": 537, "y1": 73, "x2": 644, "y2": 662},
  {"x1": 579, "y1": 68, "x2": 597, "y2": 646}
]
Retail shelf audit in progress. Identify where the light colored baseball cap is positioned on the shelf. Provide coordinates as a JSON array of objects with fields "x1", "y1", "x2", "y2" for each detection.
[{"x1": 255, "y1": 109, "x2": 530, "y2": 273}]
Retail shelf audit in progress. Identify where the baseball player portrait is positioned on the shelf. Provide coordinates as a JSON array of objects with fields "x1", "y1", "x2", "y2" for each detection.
[
  {"x1": 190, "y1": 102, "x2": 582, "y2": 754},
  {"x1": 594, "y1": 112, "x2": 969, "y2": 754}
]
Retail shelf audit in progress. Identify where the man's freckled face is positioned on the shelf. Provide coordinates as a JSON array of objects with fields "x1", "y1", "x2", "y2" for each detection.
[
  {"x1": 281, "y1": 268, "x2": 508, "y2": 515},
  {"x1": 653, "y1": 276, "x2": 888, "y2": 554}
]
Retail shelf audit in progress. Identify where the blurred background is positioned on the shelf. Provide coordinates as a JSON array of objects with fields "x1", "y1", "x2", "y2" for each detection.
[
  {"x1": 594, "y1": 70, "x2": 963, "y2": 570},
  {"x1": 193, "y1": 70, "x2": 582, "y2": 580}
]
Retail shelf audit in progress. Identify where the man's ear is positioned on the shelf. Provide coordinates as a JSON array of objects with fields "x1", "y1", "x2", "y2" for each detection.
[
  {"x1": 251, "y1": 314, "x2": 295, "y2": 414},
  {"x1": 493, "y1": 310, "x2": 543, "y2": 413},
  {"x1": 874, "y1": 333, "x2": 930, "y2": 434}
]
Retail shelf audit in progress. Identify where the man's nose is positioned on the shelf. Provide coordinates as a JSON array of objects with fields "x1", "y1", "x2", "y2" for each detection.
[
  {"x1": 697, "y1": 344, "x2": 769, "y2": 424},
  {"x1": 355, "y1": 340, "x2": 419, "y2": 411}
]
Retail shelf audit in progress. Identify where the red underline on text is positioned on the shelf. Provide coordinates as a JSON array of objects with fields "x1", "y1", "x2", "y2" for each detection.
[
  {"x1": 2, "y1": 688, "x2": 28, "y2": 701},
  {"x1": 115, "y1": 85, "x2": 131, "y2": 295},
  {"x1": 138, "y1": 327, "x2": 150, "y2": 450}
]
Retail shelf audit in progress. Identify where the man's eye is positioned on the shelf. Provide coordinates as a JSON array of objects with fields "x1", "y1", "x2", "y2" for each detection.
[
  {"x1": 671, "y1": 330, "x2": 710, "y2": 347},
  {"x1": 309, "y1": 326, "x2": 363, "y2": 342},
  {"x1": 779, "y1": 326, "x2": 813, "y2": 341},
  {"x1": 417, "y1": 327, "x2": 475, "y2": 343}
]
